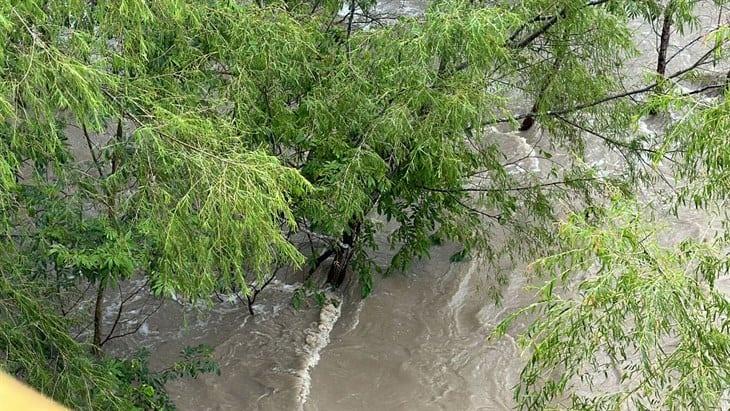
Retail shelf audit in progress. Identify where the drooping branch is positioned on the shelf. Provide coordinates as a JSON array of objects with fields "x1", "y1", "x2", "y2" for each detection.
[
  {"x1": 243, "y1": 268, "x2": 280, "y2": 316},
  {"x1": 298, "y1": 224, "x2": 351, "y2": 250},
  {"x1": 487, "y1": 45, "x2": 720, "y2": 126},
  {"x1": 454, "y1": 0, "x2": 613, "y2": 72},
  {"x1": 100, "y1": 279, "x2": 151, "y2": 346},
  {"x1": 102, "y1": 283, "x2": 125, "y2": 347},
  {"x1": 553, "y1": 114, "x2": 660, "y2": 155},
  {"x1": 420, "y1": 177, "x2": 601, "y2": 194},
  {"x1": 509, "y1": 0, "x2": 612, "y2": 49},
  {"x1": 81, "y1": 124, "x2": 104, "y2": 177},
  {"x1": 448, "y1": 193, "x2": 501, "y2": 221},
  {"x1": 100, "y1": 301, "x2": 164, "y2": 344},
  {"x1": 61, "y1": 281, "x2": 93, "y2": 317}
]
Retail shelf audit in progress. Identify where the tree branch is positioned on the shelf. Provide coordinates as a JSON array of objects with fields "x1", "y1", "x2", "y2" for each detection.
[
  {"x1": 421, "y1": 177, "x2": 601, "y2": 194},
  {"x1": 81, "y1": 123, "x2": 104, "y2": 177},
  {"x1": 298, "y1": 224, "x2": 350, "y2": 249},
  {"x1": 100, "y1": 279, "x2": 150, "y2": 346},
  {"x1": 101, "y1": 300, "x2": 163, "y2": 344},
  {"x1": 509, "y1": 0, "x2": 612, "y2": 49},
  {"x1": 487, "y1": 45, "x2": 720, "y2": 125}
]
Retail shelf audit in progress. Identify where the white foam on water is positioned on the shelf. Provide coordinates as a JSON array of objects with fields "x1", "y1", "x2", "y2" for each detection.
[
  {"x1": 637, "y1": 118, "x2": 655, "y2": 137},
  {"x1": 269, "y1": 279, "x2": 301, "y2": 293},
  {"x1": 503, "y1": 133, "x2": 540, "y2": 175},
  {"x1": 448, "y1": 260, "x2": 475, "y2": 313},
  {"x1": 343, "y1": 300, "x2": 366, "y2": 336},
  {"x1": 296, "y1": 294, "x2": 343, "y2": 409}
]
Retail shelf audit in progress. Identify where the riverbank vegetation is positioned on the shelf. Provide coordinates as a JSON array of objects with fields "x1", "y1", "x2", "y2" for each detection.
[{"x1": 2, "y1": 0, "x2": 730, "y2": 408}]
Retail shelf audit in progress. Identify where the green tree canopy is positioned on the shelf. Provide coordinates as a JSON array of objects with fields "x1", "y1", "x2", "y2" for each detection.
[{"x1": 2, "y1": 0, "x2": 730, "y2": 408}]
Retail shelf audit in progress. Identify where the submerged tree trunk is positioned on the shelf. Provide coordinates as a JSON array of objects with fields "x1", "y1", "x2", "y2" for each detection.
[
  {"x1": 519, "y1": 102, "x2": 538, "y2": 131},
  {"x1": 326, "y1": 221, "x2": 360, "y2": 287},
  {"x1": 326, "y1": 240, "x2": 353, "y2": 288},
  {"x1": 245, "y1": 269, "x2": 280, "y2": 316},
  {"x1": 92, "y1": 282, "x2": 105, "y2": 355}
]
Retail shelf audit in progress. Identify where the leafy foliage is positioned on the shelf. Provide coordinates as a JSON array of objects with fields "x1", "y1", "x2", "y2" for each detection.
[
  {"x1": 0, "y1": 254, "x2": 134, "y2": 409},
  {"x1": 292, "y1": 278, "x2": 337, "y2": 309},
  {"x1": 495, "y1": 198, "x2": 730, "y2": 410},
  {"x1": 113, "y1": 345, "x2": 220, "y2": 411}
]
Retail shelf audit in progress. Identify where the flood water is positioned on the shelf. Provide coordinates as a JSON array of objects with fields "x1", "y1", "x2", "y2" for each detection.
[
  {"x1": 105, "y1": 3, "x2": 730, "y2": 410},
  {"x1": 304, "y1": 244, "x2": 527, "y2": 411}
]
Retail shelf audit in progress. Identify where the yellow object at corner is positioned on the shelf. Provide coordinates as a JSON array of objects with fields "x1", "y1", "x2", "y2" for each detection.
[{"x1": 0, "y1": 371, "x2": 68, "y2": 411}]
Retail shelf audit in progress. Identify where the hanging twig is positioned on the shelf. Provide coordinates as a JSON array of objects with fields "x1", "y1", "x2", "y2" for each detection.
[
  {"x1": 61, "y1": 281, "x2": 94, "y2": 317},
  {"x1": 81, "y1": 123, "x2": 104, "y2": 177},
  {"x1": 101, "y1": 300, "x2": 164, "y2": 344},
  {"x1": 485, "y1": 45, "x2": 720, "y2": 126},
  {"x1": 242, "y1": 267, "x2": 282, "y2": 316},
  {"x1": 100, "y1": 279, "x2": 150, "y2": 346}
]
